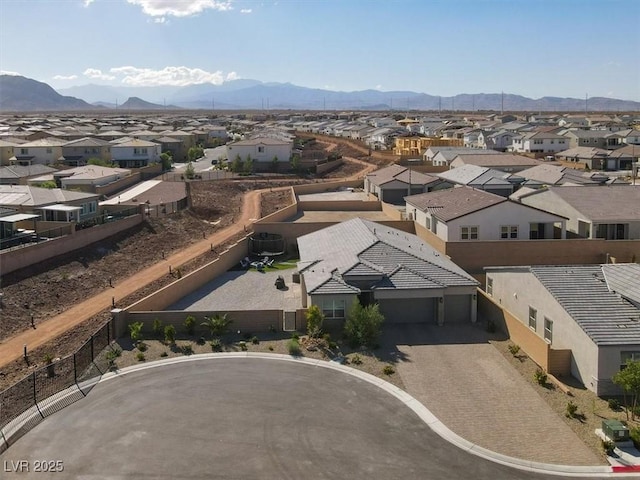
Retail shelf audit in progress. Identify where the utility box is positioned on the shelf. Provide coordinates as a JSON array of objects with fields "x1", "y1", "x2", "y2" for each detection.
[{"x1": 602, "y1": 419, "x2": 630, "y2": 442}]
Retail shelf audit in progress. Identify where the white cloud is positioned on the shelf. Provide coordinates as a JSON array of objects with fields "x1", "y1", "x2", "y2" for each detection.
[
  {"x1": 83, "y1": 0, "x2": 95, "y2": 7},
  {"x1": 126, "y1": 0, "x2": 233, "y2": 17},
  {"x1": 0, "y1": 70, "x2": 21, "y2": 76},
  {"x1": 375, "y1": 84, "x2": 382, "y2": 90},
  {"x1": 240, "y1": 8, "x2": 251, "y2": 13},
  {"x1": 53, "y1": 74, "x2": 79, "y2": 80},
  {"x1": 83, "y1": 68, "x2": 116, "y2": 80},
  {"x1": 225, "y1": 71, "x2": 239, "y2": 81},
  {"x1": 109, "y1": 66, "x2": 230, "y2": 86}
]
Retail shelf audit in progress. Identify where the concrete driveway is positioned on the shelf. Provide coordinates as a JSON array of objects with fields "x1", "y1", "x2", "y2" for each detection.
[{"x1": 379, "y1": 323, "x2": 601, "y2": 466}]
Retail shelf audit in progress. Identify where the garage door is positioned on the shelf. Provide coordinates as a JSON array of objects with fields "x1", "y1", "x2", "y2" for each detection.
[
  {"x1": 444, "y1": 295, "x2": 471, "y2": 324},
  {"x1": 381, "y1": 189, "x2": 408, "y2": 205},
  {"x1": 378, "y1": 298, "x2": 436, "y2": 324}
]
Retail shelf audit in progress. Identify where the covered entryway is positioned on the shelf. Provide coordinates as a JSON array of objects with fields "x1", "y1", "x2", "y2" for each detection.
[{"x1": 378, "y1": 298, "x2": 436, "y2": 323}]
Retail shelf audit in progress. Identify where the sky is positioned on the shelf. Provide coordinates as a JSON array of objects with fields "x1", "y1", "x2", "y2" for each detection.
[{"x1": 0, "y1": 0, "x2": 639, "y2": 101}]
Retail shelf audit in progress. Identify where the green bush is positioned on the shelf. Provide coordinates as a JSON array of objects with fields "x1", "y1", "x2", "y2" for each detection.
[
  {"x1": 601, "y1": 439, "x2": 615, "y2": 455},
  {"x1": 164, "y1": 325, "x2": 176, "y2": 345},
  {"x1": 383, "y1": 365, "x2": 395, "y2": 375},
  {"x1": 344, "y1": 300, "x2": 384, "y2": 348},
  {"x1": 291, "y1": 332, "x2": 300, "y2": 340},
  {"x1": 305, "y1": 305, "x2": 325, "y2": 338},
  {"x1": 534, "y1": 369, "x2": 547, "y2": 386},
  {"x1": 180, "y1": 344, "x2": 194, "y2": 356},
  {"x1": 238, "y1": 341, "x2": 248, "y2": 351},
  {"x1": 287, "y1": 338, "x2": 301, "y2": 356},
  {"x1": 201, "y1": 313, "x2": 232, "y2": 338},
  {"x1": 608, "y1": 398, "x2": 621, "y2": 411},
  {"x1": 128, "y1": 321, "x2": 144, "y2": 342},
  {"x1": 251, "y1": 336, "x2": 259, "y2": 345},
  {"x1": 565, "y1": 400, "x2": 578, "y2": 418},
  {"x1": 508, "y1": 344, "x2": 521, "y2": 356},
  {"x1": 137, "y1": 342, "x2": 147, "y2": 352},
  {"x1": 184, "y1": 315, "x2": 196, "y2": 335},
  {"x1": 136, "y1": 352, "x2": 146, "y2": 362},
  {"x1": 630, "y1": 427, "x2": 640, "y2": 450},
  {"x1": 210, "y1": 339, "x2": 222, "y2": 352}
]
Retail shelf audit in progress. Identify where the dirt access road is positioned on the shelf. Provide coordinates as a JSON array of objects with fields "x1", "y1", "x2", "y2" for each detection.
[
  {"x1": 0, "y1": 147, "x2": 380, "y2": 368},
  {"x1": 0, "y1": 189, "x2": 268, "y2": 368}
]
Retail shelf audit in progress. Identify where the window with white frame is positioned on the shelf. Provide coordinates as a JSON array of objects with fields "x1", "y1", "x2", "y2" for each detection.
[
  {"x1": 486, "y1": 277, "x2": 493, "y2": 296},
  {"x1": 461, "y1": 226, "x2": 478, "y2": 240},
  {"x1": 258, "y1": 146, "x2": 265, "y2": 153},
  {"x1": 544, "y1": 317, "x2": 553, "y2": 343},
  {"x1": 321, "y1": 299, "x2": 346, "y2": 319},
  {"x1": 528, "y1": 306, "x2": 537, "y2": 330},
  {"x1": 500, "y1": 225, "x2": 518, "y2": 239}
]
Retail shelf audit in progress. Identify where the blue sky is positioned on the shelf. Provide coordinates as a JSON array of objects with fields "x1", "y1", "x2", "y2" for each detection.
[{"x1": 1, "y1": 0, "x2": 639, "y2": 100}]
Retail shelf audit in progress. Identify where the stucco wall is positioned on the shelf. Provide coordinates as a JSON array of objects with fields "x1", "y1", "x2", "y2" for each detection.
[{"x1": 297, "y1": 200, "x2": 381, "y2": 212}]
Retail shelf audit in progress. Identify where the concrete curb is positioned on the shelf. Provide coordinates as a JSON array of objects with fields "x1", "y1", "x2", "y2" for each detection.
[{"x1": 2, "y1": 353, "x2": 635, "y2": 477}]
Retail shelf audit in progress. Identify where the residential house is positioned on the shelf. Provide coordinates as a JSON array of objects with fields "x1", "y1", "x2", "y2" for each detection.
[
  {"x1": 28, "y1": 165, "x2": 131, "y2": 193},
  {"x1": 514, "y1": 185, "x2": 640, "y2": 239},
  {"x1": 394, "y1": 134, "x2": 462, "y2": 157},
  {"x1": 436, "y1": 164, "x2": 530, "y2": 197},
  {"x1": 478, "y1": 130, "x2": 519, "y2": 152},
  {"x1": 0, "y1": 138, "x2": 25, "y2": 166},
  {"x1": 297, "y1": 218, "x2": 480, "y2": 326},
  {"x1": 405, "y1": 186, "x2": 566, "y2": 241},
  {"x1": 518, "y1": 163, "x2": 620, "y2": 186},
  {"x1": 556, "y1": 147, "x2": 635, "y2": 171},
  {"x1": 110, "y1": 139, "x2": 162, "y2": 168},
  {"x1": 510, "y1": 131, "x2": 568, "y2": 155},
  {"x1": 426, "y1": 147, "x2": 499, "y2": 166},
  {"x1": 10, "y1": 137, "x2": 67, "y2": 165},
  {"x1": 450, "y1": 153, "x2": 541, "y2": 172},
  {"x1": 364, "y1": 164, "x2": 444, "y2": 204},
  {"x1": 562, "y1": 130, "x2": 624, "y2": 150},
  {"x1": 0, "y1": 164, "x2": 57, "y2": 185},
  {"x1": 60, "y1": 137, "x2": 112, "y2": 166},
  {"x1": 0, "y1": 185, "x2": 100, "y2": 222},
  {"x1": 484, "y1": 263, "x2": 640, "y2": 396},
  {"x1": 226, "y1": 137, "x2": 292, "y2": 171},
  {"x1": 621, "y1": 129, "x2": 640, "y2": 146}
]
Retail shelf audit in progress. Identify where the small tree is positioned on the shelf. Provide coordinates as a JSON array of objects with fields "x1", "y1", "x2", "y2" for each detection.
[
  {"x1": 271, "y1": 155, "x2": 279, "y2": 173},
  {"x1": 243, "y1": 154, "x2": 253, "y2": 174},
  {"x1": 160, "y1": 151, "x2": 173, "y2": 171},
  {"x1": 613, "y1": 360, "x2": 640, "y2": 421},
  {"x1": 344, "y1": 300, "x2": 384, "y2": 348},
  {"x1": 164, "y1": 324, "x2": 176, "y2": 345},
  {"x1": 290, "y1": 154, "x2": 301, "y2": 173},
  {"x1": 184, "y1": 161, "x2": 195, "y2": 180},
  {"x1": 231, "y1": 154, "x2": 242, "y2": 173},
  {"x1": 305, "y1": 305, "x2": 324, "y2": 338},
  {"x1": 184, "y1": 315, "x2": 196, "y2": 335},
  {"x1": 36, "y1": 180, "x2": 57, "y2": 189},
  {"x1": 201, "y1": 313, "x2": 232, "y2": 338},
  {"x1": 128, "y1": 321, "x2": 144, "y2": 343},
  {"x1": 152, "y1": 318, "x2": 164, "y2": 337}
]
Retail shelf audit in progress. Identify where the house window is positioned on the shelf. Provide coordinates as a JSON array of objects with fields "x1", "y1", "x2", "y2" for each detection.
[
  {"x1": 500, "y1": 225, "x2": 518, "y2": 239},
  {"x1": 425, "y1": 216, "x2": 431, "y2": 230},
  {"x1": 321, "y1": 299, "x2": 346, "y2": 319},
  {"x1": 620, "y1": 352, "x2": 640, "y2": 370},
  {"x1": 258, "y1": 146, "x2": 265, "y2": 153},
  {"x1": 486, "y1": 277, "x2": 493, "y2": 297},
  {"x1": 534, "y1": 139, "x2": 543, "y2": 145},
  {"x1": 528, "y1": 306, "x2": 537, "y2": 330},
  {"x1": 544, "y1": 317, "x2": 553, "y2": 343},
  {"x1": 133, "y1": 148, "x2": 148, "y2": 155},
  {"x1": 461, "y1": 226, "x2": 478, "y2": 240},
  {"x1": 20, "y1": 148, "x2": 28, "y2": 155}
]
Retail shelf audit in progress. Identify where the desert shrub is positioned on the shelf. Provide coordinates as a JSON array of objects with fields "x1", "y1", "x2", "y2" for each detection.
[
  {"x1": 383, "y1": 365, "x2": 395, "y2": 375},
  {"x1": 565, "y1": 400, "x2": 578, "y2": 418},
  {"x1": 137, "y1": 342, "x2": 147, "y2": 352},
  {"x1": 251, "y1": 336, "x2": 259, "y2": 345},
  {"x1": 184, "y1": 315, "x2": 196, "y2": 335},
  {"x1": 201, "y1": 313, "x2": 232, "y2": 338},
  {"x1": 534, "y1": 369, "x2": 547, "y2": 386},
  {"x1": 291, "y1": 332, "x2": 300, "y2": 341},
  {"x1": 268, "y1": 345, "x2": 274, "y2": 351},
  {"x1": 128, "y1": 321, "x2": 144, "y2": 342},
  {"x1": 608, "y1": 398, "x2": 621, "y2": 411},
  {"x1": 196, "y1": 336, "x2": 206, "y2": 345},
  {"x1": 351, "y1": 353, "x2": 363, "y2": 365},
  {"x1": 238, "y1": 341, "x2": 248, "y2": 351},
  {"x1": 180, "y1": 344, "x2": 194, "y2": 356},
  {"x1": 601, "y1": 439, "x2": 616, "y2": 455},
  {"x1": 136, "y1": 352, "x2": 146, "y2": 362},
  {"x1": 508, "y1": 344, "x2": 521, "y2": 356},
  {"x1": 305, "y1": 305, "x2": 325, "y2": 338},
  {"x1": 164, "y1": 325, "x2": 176, "y2": 345},
  {"x1": 210, "y1": 339, "x2": 222, "y2": 352},
  {"x1": 630, "y1": 427, "x2": 640, "y2": 450},
  {"x1": 287, "y1": 338, "x2": 301, "y2": 356}
]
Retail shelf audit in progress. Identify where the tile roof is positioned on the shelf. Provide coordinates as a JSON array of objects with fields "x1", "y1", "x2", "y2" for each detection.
[
  {"x1": 547, "y1": 185, "x2": 640, "y2": 221},
  {"x1": 602, "y1": 264, "x2": 640, "y2": 307},
  {"x1": 437, "y1": 164, "x2": 516, "y2": 187},
  {"x1": 405, "y1": 186, "x2": 506, "y2": 221},
  {"x1": 297, "y1": 218, "x2": 478, "y2": 294},
  {"x1": 452, "y1": 154, "x2": 541, "y2": 168},
  {"x1": 531, "y1": 265, "x2": 640, "y2": 346},
  {"x1": 518, "y1": 164, "x2": 610, "y2": 185},
  {"x1": 366, "y1": 164, "x2": 440, "y2": 187}
]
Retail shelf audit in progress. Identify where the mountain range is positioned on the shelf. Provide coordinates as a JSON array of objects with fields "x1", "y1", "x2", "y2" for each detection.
[{"x1": 2, "y1": 74, "x2": 639, "y2": 112}]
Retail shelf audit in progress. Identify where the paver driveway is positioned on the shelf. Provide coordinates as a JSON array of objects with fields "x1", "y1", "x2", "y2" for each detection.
[{"x1": 379, "y1": 323, "x2": 602, "y2": 466}]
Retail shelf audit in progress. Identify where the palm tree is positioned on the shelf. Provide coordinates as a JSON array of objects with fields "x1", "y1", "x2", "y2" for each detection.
[{"x1": 201, "y1": 313, "x2": 232, "y2": 338}]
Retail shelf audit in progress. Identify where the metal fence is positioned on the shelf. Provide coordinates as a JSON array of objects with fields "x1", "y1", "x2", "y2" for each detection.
[{"x1": 0, "y1": 321, "x2": 114, "y2": 451}]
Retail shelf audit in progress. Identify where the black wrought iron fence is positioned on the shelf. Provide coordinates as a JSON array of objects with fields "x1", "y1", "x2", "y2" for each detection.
[{"x1": 0, "y1": 321, "x2": 114, "y2": 450}]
